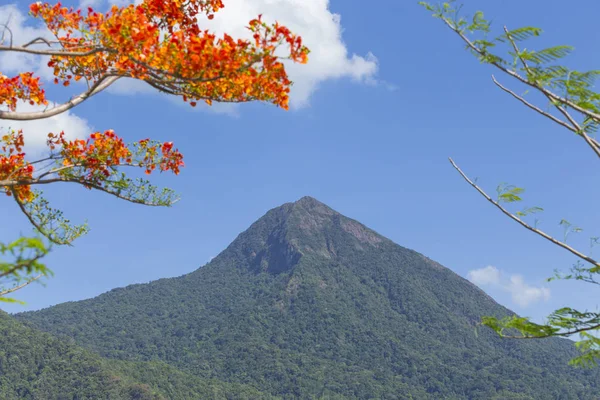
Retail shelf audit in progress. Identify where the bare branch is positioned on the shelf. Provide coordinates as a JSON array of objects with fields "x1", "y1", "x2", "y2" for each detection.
[
  {"x1": 448, "y1": 157, "x2": 600, "y2": 268},
  {"x1": 0, "y1": 44, "x2": 111, "y2": 57},
  {"x1": 491, "y1": 75, "x2": 581, "y2": 134},
  {"x1": 0, "y1": 20, "x2": 14, "y2": 47},
  {"x1": 21, "y1": 37, "x2": 53, "y2": 48}
]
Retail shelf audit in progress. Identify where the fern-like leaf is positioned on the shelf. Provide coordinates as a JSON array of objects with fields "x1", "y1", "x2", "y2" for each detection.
[
  {"x1": 496, "y1": 27, "x2": 542, "y2": 43},
  {"x1": 521, "y1": 46, "x2": 573, "y2": 65}
]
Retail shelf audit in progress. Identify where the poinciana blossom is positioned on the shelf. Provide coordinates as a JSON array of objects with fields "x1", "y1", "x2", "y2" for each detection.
[{"x1": 0, "y1": 0, "x2": 309, "y2": 302}]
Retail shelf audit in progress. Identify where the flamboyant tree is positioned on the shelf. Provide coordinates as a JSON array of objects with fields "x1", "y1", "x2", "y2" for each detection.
[
  {"x1": 0, "y1": 0, "x2": 308, "y2": 303},
  {"x1": 421, "y1": 2, "x2": 600, "y2": 366}
]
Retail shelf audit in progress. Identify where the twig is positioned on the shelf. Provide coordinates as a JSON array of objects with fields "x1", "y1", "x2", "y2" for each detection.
[
  {"x1": 0, "y1": 44, "x2": 111, "y2": 57},
  {"x1": 0, "y1": 275, "x2": 42, "y2": 297},
  {"x1": 22, "y1": 36, "x2": 53, "y2": 48},
  {"x1": 442, "y1": 17, "x2": 600, "y2": 125},
  {"x1": 500, "y1": 320, "x2": 600, "y2": 339},
  {"x1": 502, "y1": 26, "x2": 600, "y2": 159},
  {"x1": 3, "y1": 176, "x2": 176, "y2": 207},
  {"x1": 491, "y1": 75, "x2": 580, "y2": 134},
  {"x1": 448, "y1": 157, "x2": 600, "y2": 268},
  {"x1": 0, "y1": 256, "x2": 45, "y2": 279},
  {"x1": 11, "y1": 190, "x2": 70, "y2": 246},
  {"x1": 0, "y1": 20, "x2": 14, "y2": 47}
]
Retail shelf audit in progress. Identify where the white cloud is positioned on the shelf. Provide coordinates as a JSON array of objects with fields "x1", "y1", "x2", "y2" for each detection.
[
  {"x1": 0, "y1": 101, "x2": 92, "y2": 157},
  {"x1": 467, "y1": 265, "x2": 500, "y2": 286},
  {"x1": 0, "y1": 4, "x2": 54, "y2": 81},
  {"x1": 79, "y1": 0, "x2": 104, "y2": 8},
  {"x1": 467, "y1": 265, "x2": 551, "y2": 308}
]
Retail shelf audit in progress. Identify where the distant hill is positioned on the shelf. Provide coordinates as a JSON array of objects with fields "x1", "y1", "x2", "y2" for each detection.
[{"x1": 15, "y1": 197, "x2": 600, "y2": 399}]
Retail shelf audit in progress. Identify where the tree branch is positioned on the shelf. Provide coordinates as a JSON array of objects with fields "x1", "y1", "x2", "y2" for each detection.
[
  {"x1": 21, "y1": 36, "x2": 53, "y2": 48},
  {"x1": 441, "y1": 17, "x2": 600, "y2": 124},
  {"x1": 491, "y1": 75, "x2": 583, "y2": 135},
  {"x1": 0, "y1": 44, "x2": 111, "y2": 57},
  {"x1": 0, "y1": 275, "x2": 42, "y2": 297},
  {"x1": 2, "y1": 176, "x2": 176, "y2": 207},
  {"x1": 0, "y1": 255, "x2": 45, "y2": 279},
  {"x1": 501, "y1": 26, "x2": 600, "y2": 159},
  {"x1": 11, "y1": 189, "x2": 69, "y2": 246},
  {"x1": 448, "y1": 157, "x2": 600, "y2": 268},
  {"x1": 500, "y1": 321, "x2": 600, "y2": 339},
  {"x1": 0, "y1": 75, "x2": 121, "y2": 120}
]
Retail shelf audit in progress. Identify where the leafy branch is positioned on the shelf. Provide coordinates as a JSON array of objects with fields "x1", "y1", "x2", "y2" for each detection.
[
  {"x1": 0, "y1": 237, "x2": 51, "y2": 303},
  {"x1": 422, "y1": 1, "x2": 600, "y2": 365}
]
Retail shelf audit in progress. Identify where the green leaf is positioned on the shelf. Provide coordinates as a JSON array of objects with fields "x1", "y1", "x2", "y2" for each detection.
[
  {"x1": 0, "y1": 296, "x2": 25, "y2": 304},
  {"x1": 496, "y1": 184, "x2": 525, "y2": 203},
  {"x1": 418, "y1": 1, "x2": 434, "y2": 11},
  {"x1": 519, "y1": 46, "x2": 573, "y2": 65},
  {"x1": 496, "y1": 27, "x2": 542, "y2": 43},
  {"x1": 515, "y1": 206, "x2": 543, "y2": 217}
]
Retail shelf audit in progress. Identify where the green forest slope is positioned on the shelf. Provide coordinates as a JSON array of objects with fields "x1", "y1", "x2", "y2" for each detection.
[{"x1": 0, "y1": 311, "x2": 272, "y2": 399}]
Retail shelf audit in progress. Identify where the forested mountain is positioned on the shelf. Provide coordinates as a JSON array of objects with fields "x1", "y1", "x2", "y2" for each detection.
[
  {"x1": 14, "y1": 197, "x2": 600, "y2": 399},
  {"x1": 0, "y1": 311, "x2": 271, "y2": 399}
]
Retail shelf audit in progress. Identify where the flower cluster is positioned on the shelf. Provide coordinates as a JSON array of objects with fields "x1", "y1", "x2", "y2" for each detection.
[
  {"x1": 29, "y1": 0, "x2": 309, "y2": 110},
  {"x1": 1, "y1": 130, "x2": 35, "y2": 202},
  {"x1": 0, "y1": 73, "x2": 47, "y2": 111}
]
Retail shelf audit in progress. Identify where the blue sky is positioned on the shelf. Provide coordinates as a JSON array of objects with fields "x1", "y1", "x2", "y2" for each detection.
[{"x1": 2, "y1": 0, "x2": 600, "y2": 327}]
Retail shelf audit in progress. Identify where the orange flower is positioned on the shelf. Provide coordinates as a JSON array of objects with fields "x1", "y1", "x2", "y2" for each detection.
[{"x1": 27, "y1": 0, "x2": 308, "y2": 110}]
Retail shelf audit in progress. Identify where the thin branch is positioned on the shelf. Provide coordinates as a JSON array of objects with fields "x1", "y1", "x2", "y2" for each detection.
[
  {"x1": 441, "y1": 17, "x2": 600, "y2": 124},
  {"x1": 11, "y1": 189, "x2": 69, "y2": 246},
  {"x1": 126, "y1": 53, "x2": 262, "y2": 85},
  {"x1": 0, "y1": 255, "x2": 45, "y2": 279},
  {"x1": 0, "y1": 44, "x2": 111, "y2": 57},
  {"x1": 500, "y1": 322, "x2": 600, "y2": 339},
  {"x1": 3, "y1": 176, "x2": 176, "y2": 206},
  {"x1": 3, "y1": 161, "x2": 149, "y2": 187},
  {"x1": 0, "y1": 75, "x2": 121, "y2": 121},
  {"x1": 4, "y1": 155, "x2": 59, "y2": 182},
  {"x1": 448, "y1": 157, "x2": 600, "y2": 268},
  {"x1": 491, "y1": 75, "x2": 580, "y2": 134},
  {"x1": 0, "y1": 21, "x2": 14, "y2": 47},
  {"x1": 502, "y1": 26, "x2": 600, "y2": 159},
  {"x1": 21, "y1": 36, "x2": 53, "y2": 48},
  {"x1": 0, "y1": 275, "x2": 42, "y2": 297}
]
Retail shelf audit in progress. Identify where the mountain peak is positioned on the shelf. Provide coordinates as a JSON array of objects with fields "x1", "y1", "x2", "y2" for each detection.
[
  {"x1": 292, "y1": 196, "x2": 333, "y2": 211},
  {"x1": 221, "y1": 196, "x2": 386, "y2": 274}
]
